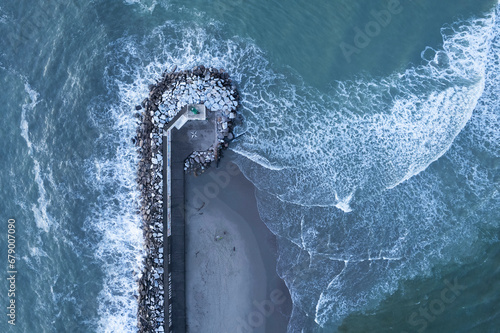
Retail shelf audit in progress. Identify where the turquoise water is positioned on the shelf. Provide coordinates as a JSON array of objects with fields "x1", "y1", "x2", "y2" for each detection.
[{"x1": 0, "y1": 0, "x2": 499, "y2": 332}]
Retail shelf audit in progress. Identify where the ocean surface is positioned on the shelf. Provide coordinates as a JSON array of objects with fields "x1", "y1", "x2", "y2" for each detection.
[{"x1": 0, "y1": 0, "x2": 499, "y2": 332}]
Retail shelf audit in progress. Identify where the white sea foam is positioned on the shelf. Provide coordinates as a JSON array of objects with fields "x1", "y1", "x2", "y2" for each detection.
[
  {"x1": 86, "y1": 98, "x2": 144, "y2": 332},
  {"x1": 334, "y1": 190, "x2": 354, "y2": 213},
  {"x1": 231, "y1": 149, "x2": 287, "y2": 171},
  {"x1": 19, "y1": 81, "x2": 55, "y2": 232},
  {"x1": 20, "y1": 81, "x2": 38, "y2": 155},
  {"x1": 31, "y1": 161, "x2": 51, "y2": 232},
  {"x1": 233, "y1": 10, "x2": 496, "y2": 211},
  {"x1": 122, "y1": 0, "x2": 167, "y2": 12},
  {"x1": 84, "y1": 47, "x2": 149, "y2": 331}
]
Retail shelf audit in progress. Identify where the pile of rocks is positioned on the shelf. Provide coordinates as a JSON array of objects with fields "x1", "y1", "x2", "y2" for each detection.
[
  {"x1": 146, "y1": 65, "x2": 239, "y2": 173},
  {"x1": 134, "y1": 66, "x2": 239, "y2": 332},
  {"x1": 135, "y1": 90, "x2": 165, "y2": 333},
  {"x1": 184, "y1": 148, "x2": 216, "y2": 174}
]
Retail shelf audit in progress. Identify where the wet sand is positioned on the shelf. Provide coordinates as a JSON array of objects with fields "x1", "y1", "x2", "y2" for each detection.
[{"x1": 185, "y1": 157, "x2": 292, "y2": 333}]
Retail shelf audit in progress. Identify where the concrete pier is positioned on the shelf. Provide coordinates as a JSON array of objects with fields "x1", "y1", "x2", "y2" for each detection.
[
  {"x1": 136, "y1": 67, "x2": 239, "y2": 333},
  {"x1": 163, "y1": 106, "x2": 217, "y2": 333}
]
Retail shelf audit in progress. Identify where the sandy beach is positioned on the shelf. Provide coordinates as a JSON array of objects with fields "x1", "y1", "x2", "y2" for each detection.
[{"x1": 185, "y1": 157, "x2": 292, "y2": 333}]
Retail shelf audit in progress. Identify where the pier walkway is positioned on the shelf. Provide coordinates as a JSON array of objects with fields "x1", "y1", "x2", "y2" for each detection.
[{"x1": 162, "y1": 105, "x2": 215, "y2": 333}]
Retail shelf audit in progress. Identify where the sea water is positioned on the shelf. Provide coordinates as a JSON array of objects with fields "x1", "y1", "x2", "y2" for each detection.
[{"x1": 0, "y1": 1, "x2": 498, "y2": 332}]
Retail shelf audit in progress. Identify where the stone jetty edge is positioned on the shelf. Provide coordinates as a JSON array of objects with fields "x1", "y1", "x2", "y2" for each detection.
[{"x1": 134, "y1": 65, "x2": 240, "y2": 332}]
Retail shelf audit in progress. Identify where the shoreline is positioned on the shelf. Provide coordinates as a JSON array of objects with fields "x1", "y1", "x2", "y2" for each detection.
[{"x1": 185, "y1": 155, "x2": 292, "y2": 332}]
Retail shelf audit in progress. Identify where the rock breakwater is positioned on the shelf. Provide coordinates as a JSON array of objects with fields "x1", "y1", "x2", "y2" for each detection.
[{"x1": 135, "y1": 66, "x2": 239, "y2": 332}]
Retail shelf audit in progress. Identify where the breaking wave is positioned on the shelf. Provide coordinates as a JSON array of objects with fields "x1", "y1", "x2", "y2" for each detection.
[
  {"x1": 233, "y1": 10, "x2": 496, "y2": 211},
  {"x1": 232, "y1": 5, "x2": 500, "y2": 331}
]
